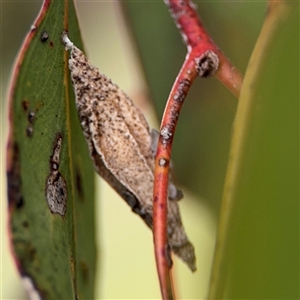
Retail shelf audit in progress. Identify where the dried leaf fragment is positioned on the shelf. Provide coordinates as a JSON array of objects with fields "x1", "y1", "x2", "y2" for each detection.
[{"x1": 61, "y1": 33, "x2": 196, "y2": 271}]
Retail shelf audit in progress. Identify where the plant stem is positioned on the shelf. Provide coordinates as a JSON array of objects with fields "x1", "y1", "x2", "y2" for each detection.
[{"x1": 153, "y1": 1, "x2": 243, "y2": 299}]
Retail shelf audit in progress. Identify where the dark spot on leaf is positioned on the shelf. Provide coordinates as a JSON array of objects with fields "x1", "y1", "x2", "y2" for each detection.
[
  {"x1": 26, "y1": 126, "x2": 34, "y2": 137},
  {"x1": 41, "y1": 31, "x2": 49, "y2": 42},
  {"x1": 22, "y1": 99, "x2": 29, "y2": 111},
  {"x1": 14, "y1": 240, "x2": 37, "y2": 263},
  {"x1": 16, "y1": 196, "x2": 25, "y2": 208},
  {"x1": 7, "y1": 142, "x2": 23, "y2": 209},
  {"x1": 28, "y1": 247, "x2": 37, "y2": 262},
  {"x1": 76, "y1": 167, "x2": 84, "y2": 201},
  {"x1": 70, "y1": 256, "x2": 75, "y2": 274},
  {"x1": 80, "y1": 260, "x2": 89, "y2": 284},
  {"x1": 22, "y1": 221, "x2": 29, "y2": 228},
  {"x1": 28, "y1": 111, "x2": 35, "y2": 124}
]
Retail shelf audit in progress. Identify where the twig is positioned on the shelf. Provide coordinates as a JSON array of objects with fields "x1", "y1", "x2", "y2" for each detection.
[
  {"x1": 153, "y1": 56, "x2": 197, "y2": 300},
  {"x1": 153, "y1": 1, "x2": 243, "y2": 299},
  {"x1": 164, "y1": 0, "x2": 243, "y2": 96}
]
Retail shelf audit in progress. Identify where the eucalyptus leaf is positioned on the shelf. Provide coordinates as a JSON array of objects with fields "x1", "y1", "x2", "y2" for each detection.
[
  {"x1": 209, "y1": 2, "x2": 299, "y2": 298},
  {"x1": 7, "y1": 1, "x2": 96, "y2": 298}
]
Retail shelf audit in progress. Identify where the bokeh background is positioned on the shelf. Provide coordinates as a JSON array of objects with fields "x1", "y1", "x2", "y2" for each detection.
[{"x1": 1, "y1": 1, "x2": 266, "y2": 299}]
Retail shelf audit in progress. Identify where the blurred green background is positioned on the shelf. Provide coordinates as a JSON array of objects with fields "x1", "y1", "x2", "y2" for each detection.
[{"x1": 1, "y1": 1, "x2": 267, "y2": 299}]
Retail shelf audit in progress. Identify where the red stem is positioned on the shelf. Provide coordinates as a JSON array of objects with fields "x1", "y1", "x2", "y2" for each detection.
[
  {"x1": 153, "y1": 1, "x2": 243, "y2": 299},
  {"x1": 154, "y1": 56, "x2": 197, "y2": 300}
]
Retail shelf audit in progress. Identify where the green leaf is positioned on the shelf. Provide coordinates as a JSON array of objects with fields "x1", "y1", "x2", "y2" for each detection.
[
  {"x1": 209, "y1": 2, "x2": 299, "y2": 298},
  {"x1": 7, "y1": 1, "x2": 96, "y2": 298}
]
